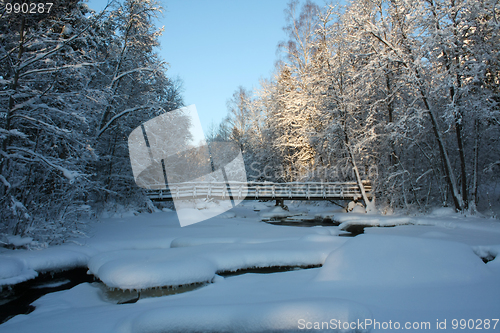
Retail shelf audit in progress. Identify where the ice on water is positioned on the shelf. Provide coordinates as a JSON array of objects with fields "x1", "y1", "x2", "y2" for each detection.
[{"x1": 0, "y1": 201, "x2": 499, "y2": 332}]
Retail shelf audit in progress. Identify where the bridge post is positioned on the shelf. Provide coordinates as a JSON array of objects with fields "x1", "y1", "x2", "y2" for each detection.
[{"x1": 275, "y1": 198, "x2": 285, "y2": 208}]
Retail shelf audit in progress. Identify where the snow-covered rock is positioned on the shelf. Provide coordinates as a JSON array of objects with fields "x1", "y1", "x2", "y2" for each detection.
[
  {"x1": 87, "y1": 236, "x2": 346, "y2": 290},
  {"x1": 316, "y1": 234, "x2": 492, "y2": 286},
  {"x1": 0, "y1": 257, "x2": 38, "y2": 286}
]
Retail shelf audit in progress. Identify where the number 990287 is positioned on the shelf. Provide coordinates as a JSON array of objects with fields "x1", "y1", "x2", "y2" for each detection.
[
  {"x1": 451, "y1": 319, "x2": 499, "y2": 330},
  {"x1": 3, "y1": 2, "x2": 53, "y2": 14}
]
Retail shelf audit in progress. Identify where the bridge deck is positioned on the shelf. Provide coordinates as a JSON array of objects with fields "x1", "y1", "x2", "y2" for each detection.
[{"x1": 147, "y1": 181, "x2": 372, "y2": 202}]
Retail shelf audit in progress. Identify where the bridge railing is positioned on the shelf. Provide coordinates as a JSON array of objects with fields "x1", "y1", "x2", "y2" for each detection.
[{"x1": 146, "y1": 181, "x2": 372, "y2": 201}]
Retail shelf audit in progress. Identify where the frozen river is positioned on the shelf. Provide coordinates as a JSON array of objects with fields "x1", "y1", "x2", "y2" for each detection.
[{"x1": 1, "y1": 202, "x2": 499, "y2": 332}]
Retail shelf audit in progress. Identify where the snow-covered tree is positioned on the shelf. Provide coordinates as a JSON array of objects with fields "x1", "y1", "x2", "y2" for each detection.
[
  {"x1": 222, "y1": 0, "x2": 499, "y2": 214},
  {"x1": 0, "y1": 1, "x2": 106, "y2": 240},
  {"x1": 91, "y1": 0, "x2": 184, "y2": 209},
  {"x1": 0, "y1": 0, "x2": 185, "y2": 242}
]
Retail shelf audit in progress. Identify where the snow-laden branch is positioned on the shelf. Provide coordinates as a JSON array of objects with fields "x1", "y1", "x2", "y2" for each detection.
[
  {"x1": 111, "y1": 67, "x2": 157, "y2": 87},
  {"x1": 7, "y1": 93, "x2": 88, "y2": 126},
  {"x1": 97, "y1": 105, "x2": 154, "y2": 138},
  {"x1": 19, "y1": 63, "x2": 96, "y2": 78},
  {"x1": 30, "y1": 103, "x2": 87, "y2": 122},
  {"x1": 12, "y1": 115, "x2": 71, "y2": 135},
  {"x1": 10, "y1": 96, "x2": 39, "y2": 113},
  {"x1": 0, "y1": 175, "x2": 10, "y2": 190},
  {"x1": 415, "y1": 169, "x2": 433, "y2": 183},
  {"x1": 0, "y1": 129, "x2": 27, "y2": 140},
  {"x1": 7, "y1": 146, "x2": 79, "y2": 182},
  {"x1": 18, "y1": 4, "x2": 111, "y2": 72}
]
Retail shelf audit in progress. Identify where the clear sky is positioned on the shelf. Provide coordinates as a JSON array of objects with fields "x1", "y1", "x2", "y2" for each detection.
[{"x1": 87, "y1": 0, "x2": 291, "y2": 136}]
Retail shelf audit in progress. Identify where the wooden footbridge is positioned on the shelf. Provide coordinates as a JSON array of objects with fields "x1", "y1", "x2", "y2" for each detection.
[{"x1": 147, "y1": 181, "x2": 373, "y2": 203}]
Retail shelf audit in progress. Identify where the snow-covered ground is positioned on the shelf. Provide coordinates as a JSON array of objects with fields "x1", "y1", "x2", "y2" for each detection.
[{"x1": 1, "y1": 201, "x2": 500, "y2": 332}]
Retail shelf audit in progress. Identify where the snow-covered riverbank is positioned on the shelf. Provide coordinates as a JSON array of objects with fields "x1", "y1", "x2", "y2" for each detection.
[{"x1": 1, "y1": 202, "x2": 499, "y2": 332}]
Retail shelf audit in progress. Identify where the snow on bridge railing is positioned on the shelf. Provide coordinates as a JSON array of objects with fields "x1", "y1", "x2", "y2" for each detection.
[{"x1": 146, "y1": 181, "x2": 372, "y2": 202}]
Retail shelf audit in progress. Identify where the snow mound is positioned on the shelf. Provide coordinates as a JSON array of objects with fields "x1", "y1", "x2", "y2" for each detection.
[
  {"x1": 316, "y1": 235, "x2": 492, "y2": 286},
  {"x1": 170, "y1": 237, "x2": 240, "y2": 248},
  {"x1": 130, "y1": 299, "x2": 371, "y2": 333},
  {"x1": 0, "y1": 257, "x2": 27, "y2": 279},
  {"x1": 259, "y1": 206, "x2": 293, "y2": 219},
  {"x1": 88, "y1": 248, "x2": 217, "y2": 289},
  {"x1": 32, "y1": 282, "x2": 106, "y2": 312},
  {"x1": 5, "y1": 235, "x2": 33, "y2": 247},
  {"x1": 335, "y1": 213, "x2": 413, "y2": 230},
  {"x1": 350, "y1": 205, "x2": 366, "y2": 214},
  {"x1": 0, "y1": 257, "x2": 38, "y2": 286},
  {"x1": 0, "y1": 244, "x2": 93, "y2": 286},
  {"x1": 21, "y1": 245, "x2": 92, "y2": 272},
  {"x1": 474, "y1": 245, "x2": 500, "y2": 273},
  {"x1": 88, "y1": 237, "x2": 346, "y2": 290},
  {"x1": 429, "y1": 207, "x2": 457, "y2": 216}
]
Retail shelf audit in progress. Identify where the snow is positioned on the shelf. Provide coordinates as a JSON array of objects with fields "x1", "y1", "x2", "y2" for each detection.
[
  {"x1": 129, "y1": 298, "x2": 371, "y2": 333},
  {"x1": 350, "y1": 205, "x2": 366, "y2": 214},
  {"x1": 0, "y1": 244, "x2": 93, "y2": 286},
  {"x1": 0, "y1": 257, "x2": 38, "y2": 286},
  {"x1": 336, "y1": 213, "x2": 413, "y2": 231},
  {"x1": 1, "y1": 279, "x2": 372, "y2": 333},
  {"x1": 316, "y1": 234, "x2": 492, "y2": 286},
  {"x1": 0, "y1": 201, "x2": 499, "y2": 332},
  {"x1": 0, "y1": 175, "x2": 10, "y2": 189},
  {"x1": 62, "y1": 24, "x2": 73, "y2": 36},
  {"x1": 335, "y1": 209, "x2": 500, "y2": 236},
  {"x1": 14, "y1": 245, "x2": 93, "y2": 273},
  {"x1": 429, "y1": 207, "x2": 457, "y2": 216},
  {"x1": 473, "y1": 245, "x2": 500, "y2": 273},
  {"x1": 488, "y1": 255, "x2": 500, "y2": 273},
  {"x1": 4, "y1": 235, "x2": 33, "y2": 247},
  {"x1": 259, "y1": 205, "x2": 295, "y2": 219},
  {"x1": 0, "y1": 203, "x2": 344, "y2": 288},
  {"x1": 87, "y1": 236, "x2": 345, "y2": 290}
]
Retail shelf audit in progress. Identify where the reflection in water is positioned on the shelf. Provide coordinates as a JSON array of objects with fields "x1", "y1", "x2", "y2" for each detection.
[
  {"x1": 97, "y1": 263, "x2": 324, "y2": 304},
  {"x1": 265, "y1": 217, "x2": 338, "y2": 227},
  {"x1": 263, "y1": 217, "x2": 358, "y2": 236},
  {"x1": 95, "y1": 282, "x2": 207, "y2": 304},
  {"x1": 219, "y1": 265, "x2": 321, "y2": 278}
]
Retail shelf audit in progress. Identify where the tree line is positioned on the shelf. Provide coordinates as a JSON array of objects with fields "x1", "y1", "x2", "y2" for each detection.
[
  {"x1": 212, "y1": 0, "x2": 500, "y2": 214},
  {"x1": 0, "y1": 0, "x2": 183, "y2": 243}
]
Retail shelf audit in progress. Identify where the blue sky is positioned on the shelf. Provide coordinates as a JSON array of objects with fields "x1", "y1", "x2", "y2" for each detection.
[{"x1": 88, "y1": 0, "x2": 291, "y2": 136}]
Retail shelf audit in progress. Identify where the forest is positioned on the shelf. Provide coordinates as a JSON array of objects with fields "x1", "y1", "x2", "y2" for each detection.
[
  {"x1": 212, "y1": 0, "x2": 500, "y2": 215},
  {"x1": 1, "y1": 0, "x2": 499, "y2": 244},
  {"x1": 0, "y1": 0, "x2": 183, "y2": 243}
]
